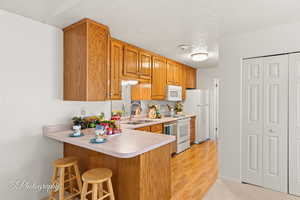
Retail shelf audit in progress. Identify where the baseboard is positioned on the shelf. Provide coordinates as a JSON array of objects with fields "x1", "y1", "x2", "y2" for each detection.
[{"x1": 219, "y1": 175, "x2": 241, "y2": 183}]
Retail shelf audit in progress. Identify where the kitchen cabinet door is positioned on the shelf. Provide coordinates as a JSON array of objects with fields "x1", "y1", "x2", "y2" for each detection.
[
  {"x1": 152, "y1": 56, "x2": 167, "y2": 100},
  {"x1": 131, "y1": 83, "x2": 151, "y2": 100},
  {"x1": 167, "y1": 60, "x2": 175, "y2": 85},
  {"x1": 150, "y1": 124, "x2": 163, "y2": 133},
  {"x1": 186, "y1": 66, "x2": 196, "y2": 89},
  {"x1": 110, "y1": 39, "x2": 123, "y2": 100},
  {"x1": 135, "y1": 126, "x2": 151, "y2": 132},
  {"x1": 167, "y1": 60, "x2": 181, "y2": 86},
  {"x1": 173, "y1": 63, "x2": 181, "y2": 85},
  {"x1": 124, "y1": 44, "x2": 139, "y2": 78},
  {"x1": 139, "y1": 50, "x2": 152, "y2": 80},
  {"x1": 64, "y1": 19, "x2": 109, "y2": 101}
]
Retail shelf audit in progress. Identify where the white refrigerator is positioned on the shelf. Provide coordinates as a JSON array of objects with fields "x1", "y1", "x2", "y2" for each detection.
[{"x1": 183, "y1": 89, "x2": 210, "y2": 143}]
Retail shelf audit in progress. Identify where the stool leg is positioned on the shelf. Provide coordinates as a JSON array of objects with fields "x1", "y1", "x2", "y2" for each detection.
[
  {"x1": 73, "y1": 164, "x2": 82, "y2": 193},
  {"x1": 92, "y1": 184, "x2": 98, "y2": 200},
  {"x1": 67, "y1": 167, "x2": 74, "y2": 194},
  {"x1": 98, "y1": 183, "x2": 103, "y2": 198},
  {"x1": 80, "y1": 182, "x2": 88, "y2": 200},
  {"x1": 49, "y1": 167, "x2": 58, "y2": 200},
  {"x1": 58, "y1": 168, "x2": 65, "y2": 200},
  {"x1": 107, "y1": 179, "x2": 115, "y2": 200}
]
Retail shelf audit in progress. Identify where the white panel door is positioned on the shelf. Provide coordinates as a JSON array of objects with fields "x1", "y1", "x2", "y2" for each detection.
[
  {"x1": 242, "y1": 58, "x2": 264, "y2": 186},
  {"x1": 262, "y1": 55, "x2": 288, "y2": 193},
  {"x1": 289, "y1": 53, "x2": 300, "y2": 196}
]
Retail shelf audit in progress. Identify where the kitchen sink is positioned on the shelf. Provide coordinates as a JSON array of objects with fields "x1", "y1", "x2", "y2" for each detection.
[{"x1": 123, "y1": 120, "x2": 154, "y2": 125}]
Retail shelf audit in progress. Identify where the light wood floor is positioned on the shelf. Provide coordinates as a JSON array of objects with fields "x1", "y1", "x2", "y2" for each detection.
[{"x1": 171, "y1": 140, "x2": 218, "y2": 200}]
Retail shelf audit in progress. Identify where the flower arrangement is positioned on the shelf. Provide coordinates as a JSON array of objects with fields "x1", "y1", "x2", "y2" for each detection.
[{"x1": 175, "y1": 102, "x2": 183, "y2": 114}]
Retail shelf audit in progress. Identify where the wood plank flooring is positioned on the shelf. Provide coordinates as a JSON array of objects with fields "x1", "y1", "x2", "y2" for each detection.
[{"x1": 171, "y1": 140, "x2": 218, "y2": 200}]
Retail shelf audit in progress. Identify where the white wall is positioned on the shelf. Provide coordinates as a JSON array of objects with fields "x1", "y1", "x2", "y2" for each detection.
[
  {"x1": 198, "y1": 21, "x2": 300, "y2": 181},
  {"x1": 0, "y1": 10, "x2": 111, "y2": 199}
]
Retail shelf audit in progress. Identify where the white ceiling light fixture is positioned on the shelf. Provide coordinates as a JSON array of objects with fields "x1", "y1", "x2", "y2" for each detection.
[{"x1": 190, "y1": 52, "x2": 209, "y2": 62}]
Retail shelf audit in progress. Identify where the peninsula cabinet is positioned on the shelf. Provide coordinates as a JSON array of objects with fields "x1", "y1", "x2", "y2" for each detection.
[
  {"x1": 186, "y1": 66, "x2": 197, "y2": 89},
  {"x1": 63, "y1": 18, "x2": 110, "y2": 101},
  {"x1": 152, "y1": 56, "x2": 167, "y2": 100},
  {"x1": 110, "y1": 39, "x2": 123, "y2": 100}
]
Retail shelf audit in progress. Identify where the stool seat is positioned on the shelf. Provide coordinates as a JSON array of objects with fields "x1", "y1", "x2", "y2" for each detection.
[
  {"x1": 82, "y1": 168, "x2": 112, "y2": 184},
  {"x1": 81, "y1": 168, "x2": 115, "y2": 200},
  {"x1": 53, "y1": 156, "x2": 78, "y2": 168}
]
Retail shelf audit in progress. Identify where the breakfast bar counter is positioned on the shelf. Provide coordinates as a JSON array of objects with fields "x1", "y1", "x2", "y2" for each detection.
[{"x1": 44, "y1": 126, "x2": 175, "y2": 200}]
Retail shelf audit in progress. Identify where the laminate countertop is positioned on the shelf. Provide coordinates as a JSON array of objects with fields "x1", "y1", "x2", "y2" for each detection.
[
  {"x1": 120, "y1": 114, "x2": 196, "y2": 129},
  {"x1": 43, "y1": 115, "x2": 195, "y2": 159},
  {"x1": 44, "y1": 128, "x2": 175, "y2": 158}
]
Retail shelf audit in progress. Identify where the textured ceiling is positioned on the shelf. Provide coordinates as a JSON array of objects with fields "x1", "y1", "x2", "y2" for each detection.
[{"x1": 1, "y1": 0, "x2": 300, "y2": 68}]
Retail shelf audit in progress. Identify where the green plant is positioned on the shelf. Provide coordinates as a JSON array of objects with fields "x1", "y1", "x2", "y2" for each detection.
[{"x1": 175, "y1": 102, "x2": 183, "y2": 113}]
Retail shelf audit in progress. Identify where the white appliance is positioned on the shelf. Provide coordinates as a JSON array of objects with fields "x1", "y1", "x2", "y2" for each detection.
[
  {"x1": 176, "y1": 117, "x2": 191, "y2": 153},
  {"x1": 183, "y1": 89, "x2": 210, "y2": 143},
  {"x1": 166, "y1": 85, "x2": 182, "y2": 101}
]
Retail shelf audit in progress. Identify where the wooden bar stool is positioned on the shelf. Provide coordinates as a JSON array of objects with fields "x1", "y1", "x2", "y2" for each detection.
[
  {"x1": 49, "y1": 157, "x2": 82, "y2": 200},
  {"x1": 81, "y1": 168, "x2": 115, "y2": 200}
]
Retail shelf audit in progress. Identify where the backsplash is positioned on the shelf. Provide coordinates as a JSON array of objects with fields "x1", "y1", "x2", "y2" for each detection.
[{"x1": 111, "y1": 85, "x2": 176, "y2": 117}]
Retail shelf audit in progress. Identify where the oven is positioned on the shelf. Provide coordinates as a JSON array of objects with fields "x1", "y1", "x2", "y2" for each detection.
[{"x1": 176, "y1": 117, "x2": 191, "y2": 153}]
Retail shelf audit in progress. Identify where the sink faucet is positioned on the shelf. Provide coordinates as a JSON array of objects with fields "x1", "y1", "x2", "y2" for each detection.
[{"x1": 129, "y1": 102, "x2": 142, "y2": 121}]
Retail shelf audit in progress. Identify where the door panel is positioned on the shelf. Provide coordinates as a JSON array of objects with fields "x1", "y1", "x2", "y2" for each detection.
[
  {"x1": 139, "y1": 51, "x2": 152, "y2": 80},
  {"x1": 110, "y1": 39, "x2": 122, "y2": 100},
  {"x1": 289, "y1": 53, "x2": 300, "y2": 196},
  {"x1": 124, "y1": 45, "x2": 139, "y2": 78},
  {"x1": 151, "y1": 56, "x2": 166, "y2": 100},
  {"x1": 242, "y1": 58, "x2": 264, "y2": 186},
  {"x1": 263, "y1": 55, "x2": 288, "y2": 193}
]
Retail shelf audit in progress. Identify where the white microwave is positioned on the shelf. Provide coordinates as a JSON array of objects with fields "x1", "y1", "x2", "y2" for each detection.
[{"x1": 166, "y1": 85, "x2": 182, "y2": 101}]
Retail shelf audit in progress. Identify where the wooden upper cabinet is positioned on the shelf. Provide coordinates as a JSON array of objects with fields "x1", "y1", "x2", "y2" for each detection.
[
  {"x1": 152, "y1": 56, "x2": 167, "y2": 100},
  {"x1": 63, "y1": 19, "x2": 109, "y2": 101},
  {"x1": 124, "y1": 44, "x2": 139, "y2": 78},
  {"x1": 174, "y1": 63, "x2": 180, "y2": 85},
  {"x1": 110, "y1": 39, "x2": 123, "y2": 100},
  {"x1": 186, "y1": 66, "x2": 197, "y2": 89},
  {"x1": 166, "y1": 60, "x2": 175, "y2": 85},
  {"x1": 166, "y1": 60, "x2": 180, "y2": 85},
  {"x1": 180, "y1": 64, "x2": 187, "y2": 100},
  {"x1": 131, "y1": 83, "x2": 151, "y2": 100},
  {"x1": 138, "y1": 50, "x2": 152, "y2": 80}
]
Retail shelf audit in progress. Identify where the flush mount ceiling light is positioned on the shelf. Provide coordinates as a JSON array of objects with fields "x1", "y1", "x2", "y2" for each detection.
[
  {"x1": 121, "y1": 80, "x2": 139, "y2": 86},
  {"x1": 190, "y1": 52, "x2": 208, "y2": 62}
]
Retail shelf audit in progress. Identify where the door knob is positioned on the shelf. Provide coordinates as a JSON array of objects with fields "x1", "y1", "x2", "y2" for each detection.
[{"x1": 269, "y1": 129, "x2": 275, "y2": 133}]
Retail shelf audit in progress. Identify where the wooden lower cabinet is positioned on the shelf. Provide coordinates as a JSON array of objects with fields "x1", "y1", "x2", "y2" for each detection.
[
  {"x1": 150, "y1": 123, "x2": 163, "y2": 133},
  {"x1": 135, "y1": 123, "x2": 163, "y2": 134},
  {"x1": 64, "y1": 143, "x2": 171, "y2": 200},
  {"x1": 190, "y1": 116, "x2": 196, "y2": 144},
  {"x1": 135, "y1": 126, "x2": 151, "y2": 132}
]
